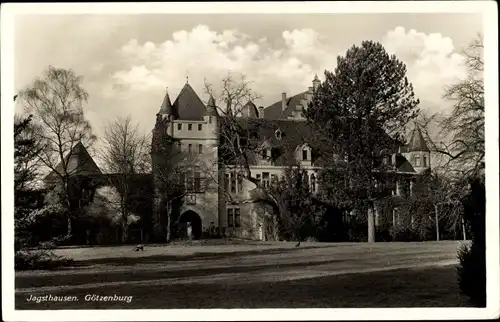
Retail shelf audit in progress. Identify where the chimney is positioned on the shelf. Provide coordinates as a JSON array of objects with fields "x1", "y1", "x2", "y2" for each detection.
[
  {"x1": 258, "y1": 106, "x2": 264, "y2": 118},
  {"x1": 281, "y1": 92, "x2": 287, "y2": 112}
]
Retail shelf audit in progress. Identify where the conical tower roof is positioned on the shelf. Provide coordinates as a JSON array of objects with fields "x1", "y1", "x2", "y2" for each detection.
[
  {"x1": 204, "y1": 95, "x2": 219, "y2": 117},
  {"x1": 44, "y1": 141, "x2": 102, "y2": 184},
  {"x1": 172, "y1": 83, "x2": 206, "y2": 120},
  {"x1": 158, "y1": 88, "x2": 173, "y2": 115},
  {"x1": 407, "y1": 123, "x2": 430, "y2": 152}
]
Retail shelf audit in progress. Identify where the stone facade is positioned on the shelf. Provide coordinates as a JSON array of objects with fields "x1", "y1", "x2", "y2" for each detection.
[{"x1": 151, "y1": 76, "x2": 431, "y2": 240}]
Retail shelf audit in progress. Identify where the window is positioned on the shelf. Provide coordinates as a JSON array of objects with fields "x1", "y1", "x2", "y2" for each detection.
[
  {"x1": 224, "y1": 174, "x2": 229, "y2": 191},
  {"x1": 198, "y1": 124, "x2": 202, "y2": 131},
  {"x1": 262, "y1": 172, "x2": 270, "y2": 188},
  {"x1": 302, "y1": 149, "x2": 308, "y2": 161},
  {"x1": 194, "y1": 172, "x2": 202, "y2": 192},
  {"x1": 230, "y1": 173, "x2": 237, "y2": 193},
  {"x1": 188, "y1": 124, "x2": 193, "y2": 131},
  {"x1": 311, "y1": 174, "x2": 316, "y2": 193},
  {"x1": 228, "y1": 208, "x2": 241, "y2": 228},
  {"x1": 177, "y1": 123, "x2": 182, "y2": 130},
  {"x1": 198, "y1": 144, "x2": 203, "y2": 154},
  {"x1": 423, "y1": 156, "x2": 427, "y2": 167},
  {"x1": 186, "y1": 173, "x2": 194, "y2": 191},
  {"x1": 228, "y1": 209, "x2": 234, "y2": 227},
  {"x1": 234, "y1": 208, "x2": 241, "y2": 227},
  {"x1": 271, "y1": 174, "x2": 278, "y2": 185},
  {"x1": 188, "y1": 144, "x2": 192, "y2": 154},
  {"x1": 237, "y1": 174, "x2": 243, "y2": 192},
  {"x1": 415, "y1": 156, "x2": 421, "y2": 167},
  {"x1": 262, "y1": 149, "x2": 268, "y2": 158},
  {"x1": 256, "y1": 174, "x2": 261, "y2": 184}
]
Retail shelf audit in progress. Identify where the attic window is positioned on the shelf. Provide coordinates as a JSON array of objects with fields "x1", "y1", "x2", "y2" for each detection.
[
  {"x1": 415, "y1": 156, "x2": 421, "y2": 167},
  {"x1": 188, "y1": 124, "x2": 193, "y2": 131},
  {"x1": 275, "y1": 129, "x2": 283, "y2": 140},
  {"x1": 302, "y1": 149, "x2": 308, "y2": 161}
]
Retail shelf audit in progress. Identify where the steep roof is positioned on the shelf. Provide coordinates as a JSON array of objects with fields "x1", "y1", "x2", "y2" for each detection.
[
  {"x1": 204, "y1": 96, "x2": 219, "y2": 117},
  {"x1": 220, "y1": 118, "x2": 317, "y2": 167},
  {"x1": 263, "y1": 91, "x2": 308, "y2": 120},
  {"x1": 172, "y1": 83, "x2": 207, "y2": 120},
  {"x1": 407, "y1": 123, "x2": 430, "y2": 152},
  {"x1": 158, "y1": 88, "x2": 173, "y2": 115},
  {"x1": 44, "y1": 142, "x2": 102, "y2": 183},
  {"x1": 242, "y1": 101, "x2": 259, "y2": 118}
]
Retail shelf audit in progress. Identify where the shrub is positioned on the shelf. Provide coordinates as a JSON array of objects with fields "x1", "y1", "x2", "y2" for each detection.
[
  {"x1": 304, "y1": 236, "x2": 317, "y2": 242},
  {"x1": 456, "y1": 241, "x2": 486, "y2": 306},
  {"x1": 15, "y1": 249, "x2": 74, "y2": 270},
  {"x1": 38, "y1": 240, "x2": 57, "y2": 249}
]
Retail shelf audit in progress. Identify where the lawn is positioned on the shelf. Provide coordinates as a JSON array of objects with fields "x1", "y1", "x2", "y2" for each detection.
[{"x1": 15, "y1": 240, "x2": 473, "y2": 309}]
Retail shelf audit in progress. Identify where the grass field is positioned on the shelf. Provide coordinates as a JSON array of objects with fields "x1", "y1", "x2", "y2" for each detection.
[{"x1": 15, "y1": 240, "x2": 473, "y2": 309}]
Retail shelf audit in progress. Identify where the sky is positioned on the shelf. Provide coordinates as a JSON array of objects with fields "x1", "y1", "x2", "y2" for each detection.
[{"x1": 14, "y1": 13, "x2": 483, "y2": 142}]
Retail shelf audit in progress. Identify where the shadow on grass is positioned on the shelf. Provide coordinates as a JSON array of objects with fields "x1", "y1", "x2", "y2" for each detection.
[
  {"x1": 15, "y1": 266, "x2": 473, "y2": 309},
  {"x1": 69, "y1": 245, "x2": 336, "y2": 267},
  {"x1": 16, "y1": 258, "x2": 348, "y2": 289}
]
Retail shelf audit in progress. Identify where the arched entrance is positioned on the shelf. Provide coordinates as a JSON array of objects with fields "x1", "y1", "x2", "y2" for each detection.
[{"x1": 178, "y1": 210, "x2": 202, "y2": 240}]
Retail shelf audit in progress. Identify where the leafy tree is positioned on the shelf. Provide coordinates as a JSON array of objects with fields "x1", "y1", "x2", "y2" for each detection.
[
  {"x1": 305, "y1": 41, "x2": 420, "y2": 242},
  {"x1": 100, "y1": 115, "x2": 150, "y2": 242},
  {"x1": 18, "y1": 66, "x2": 97, "y2": 239},
  {"x1": 14, "y1": 113, "x2": 44, "y2": 250}
]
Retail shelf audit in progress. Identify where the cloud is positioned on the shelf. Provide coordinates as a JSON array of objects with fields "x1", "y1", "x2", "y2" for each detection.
[
  {"x1": 105, "y1": 24, "x2": 468, "y2": 127},
  {"x1": 105, "y1": 25, "x2": 333, "y2": 106},
  {"x1": 382, "y1": 26, "x2": 467, "y2": 110}
]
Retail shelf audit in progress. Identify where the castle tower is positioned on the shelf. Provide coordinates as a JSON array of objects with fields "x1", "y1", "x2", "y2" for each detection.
[
  {"x1": 313, "y1": 74, "x2": 321, "y2": 91},
  {"x1": 204, "y1": 95, "x2": 220, "y2": 139},
  {"x1": 405, "y1": 122, "x2": 431, "y2": 174}
]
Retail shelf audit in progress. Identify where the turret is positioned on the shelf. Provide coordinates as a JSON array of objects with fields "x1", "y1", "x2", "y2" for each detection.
[
  {"x1": 204, "y1": 95, "x2": 219, "y2": 139},
  {"x1": 405, "y1": 122, "x2": 431, "y2": 173},
  {"x1": 157, "y1": 87, "x2": 174, "y2": 122},
  {"x1": 313, "y1": 74, "x2": 321, "y2": 91}
]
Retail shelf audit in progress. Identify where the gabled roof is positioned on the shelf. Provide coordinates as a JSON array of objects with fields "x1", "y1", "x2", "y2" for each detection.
[
  {"x1": 44, "y1": 142, "x2": 102, "y2": 183},
  {"x1": 172, "y1": 83, "x2": 207, "y2": 120},
  {"x1": 407, "y1": 123, "x2": 430, "y2": 152},
  {"x1": 394, "y1": 154, "x2": 416, "y2": 173},
  {"x1": 263, "y1": 91, "x2": 308, "y2": 120}
]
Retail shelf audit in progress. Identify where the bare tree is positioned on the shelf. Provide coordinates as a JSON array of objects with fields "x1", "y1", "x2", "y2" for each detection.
[
  {"x1": 419, "y1": 34, "x2": 484, "y2": 180},
  {"x1": 204, "y1": 72, "x2": 262, "y2": 178},
  {"x1": 18, "y1": 66, "x2": 97, "y2": 238},
  {"x1": 100, "y1": 115, "x2": 150, "y2": 242}
]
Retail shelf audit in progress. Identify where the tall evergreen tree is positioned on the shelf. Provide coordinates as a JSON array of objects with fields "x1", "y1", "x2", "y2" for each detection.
[{"x1": 305, "y1": 41, "x2": 420, "y2": 242}]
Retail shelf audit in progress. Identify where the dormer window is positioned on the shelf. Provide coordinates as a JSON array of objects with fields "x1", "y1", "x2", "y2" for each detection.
[
  {"x1": 302, "y1": 149, "x2": 308, "y2": 161},
  {"x1": 423, "y1": 156, "x2": 427, "y2": 167},
  {"x1": 415, "y1": 156, "x2": 421, "y2": 167},
  {"x1": 262, "y1": 149, "x2": 268, "y2": 158}
]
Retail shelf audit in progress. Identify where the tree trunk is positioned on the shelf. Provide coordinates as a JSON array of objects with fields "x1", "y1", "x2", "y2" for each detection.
[
  {"x1": 392, "y1": 208, "x2": 397, "y2": 241},
  {"x1": 367, "y1": 206, "x2": 375, "y2": 243},
  {"x1": 66, "y1": 216, "x2": 72, "y2": 238},
  {"x1": 121, "y1": 224, "x2": 129, "y2": 243},
  {"x1": 461, "y1": 216, "x2": 467, "y2": 241},
  {"x1": 166, "y1": 201, "x2": 171, "y2": 243},
  {"x1": 435, "y1": 204, "x2": 440, "y2": 241}
]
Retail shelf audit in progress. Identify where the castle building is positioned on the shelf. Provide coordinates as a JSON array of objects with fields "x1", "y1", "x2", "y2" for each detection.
[{"x1": 151, "y1": 75, "x2": 431, "y2": 240}]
